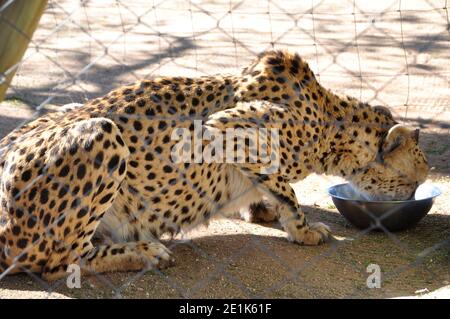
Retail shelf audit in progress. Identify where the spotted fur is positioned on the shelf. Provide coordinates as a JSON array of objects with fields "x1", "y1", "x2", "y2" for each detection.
[{"x1": 0, "y1": 50, "x2": 428, "y2": 280}]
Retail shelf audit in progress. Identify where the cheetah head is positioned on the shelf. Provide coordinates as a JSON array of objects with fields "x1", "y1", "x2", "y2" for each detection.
[{"x1": 349, "y1": 124, "x2": 429, "y2": 200}]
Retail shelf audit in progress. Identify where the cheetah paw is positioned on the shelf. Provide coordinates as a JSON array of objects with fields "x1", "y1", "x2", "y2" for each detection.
[
  {"x1": 288, "y1": 222, "x2": 332, "y2": 246},
  {"x1": 139, "y1": 242, "x2": 175, "y2": 270}
]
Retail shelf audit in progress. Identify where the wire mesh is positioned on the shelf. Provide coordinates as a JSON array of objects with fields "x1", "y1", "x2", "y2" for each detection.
[{"x1": 0, "y1": 0, "x2": 449, "y2": 299}]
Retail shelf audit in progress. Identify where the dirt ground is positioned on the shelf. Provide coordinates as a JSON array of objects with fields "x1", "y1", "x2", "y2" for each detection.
[{"x1": 0, "y1": 0, "x2": 449, "y2": 298}]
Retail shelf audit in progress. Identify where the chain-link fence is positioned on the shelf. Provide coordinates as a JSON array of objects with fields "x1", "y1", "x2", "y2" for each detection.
[{"x1": 0, "y1": 0, "x2": 449, "y2": 299}]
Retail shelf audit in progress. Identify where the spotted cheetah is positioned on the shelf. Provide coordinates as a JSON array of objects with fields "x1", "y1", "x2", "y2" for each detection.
[{"x1": 0, "y1": 50, "x2": 428, "y2": 281}]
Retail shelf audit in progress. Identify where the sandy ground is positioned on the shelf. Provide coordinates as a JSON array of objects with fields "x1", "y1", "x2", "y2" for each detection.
[{"x1": 0, "y1": 0, "x2": 449, "y2": 298}]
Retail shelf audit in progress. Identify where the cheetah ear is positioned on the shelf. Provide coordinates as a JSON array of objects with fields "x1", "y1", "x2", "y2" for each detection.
[
  {"x1": 412, "y1": 128, "x2": 420, "y2": 143},
  {"x1": 381, "y1": 124, "x2": 420, "y2": 158},
  {"x1": 373, "y1": 105, "x2": 394, "y2": 120}
]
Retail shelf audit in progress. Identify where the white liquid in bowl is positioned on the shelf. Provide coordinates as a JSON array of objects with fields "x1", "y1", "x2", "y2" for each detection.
[
  {"x1": 329, "y1": 183, "x2": 441, "y2": 202},
  {"x1": 414, "y1": 184, "x2": 441, "y2": 200}
]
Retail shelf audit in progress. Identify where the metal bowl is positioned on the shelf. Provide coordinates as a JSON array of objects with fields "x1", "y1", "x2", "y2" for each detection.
[{"x1": 328, "y1": 183, "x2": 441, "y2": 232}]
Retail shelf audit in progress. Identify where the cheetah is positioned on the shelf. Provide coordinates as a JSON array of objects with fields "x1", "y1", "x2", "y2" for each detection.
[{"x1": 0, "y1": 50, "x2": 429, "y2": 281}]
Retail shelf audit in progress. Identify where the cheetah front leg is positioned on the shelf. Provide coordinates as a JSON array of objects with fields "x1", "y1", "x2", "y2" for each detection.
[
  {"x1": 245, "y1": 173, "x2": 331, "y2": 245},
  {"x1": 206, "y1": 103, "x2": 331, "y2": 245}
]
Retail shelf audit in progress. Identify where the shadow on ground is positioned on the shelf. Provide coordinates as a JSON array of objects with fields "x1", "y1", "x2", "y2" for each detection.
[
  {"x1": 6, "y1": 34, "x2": 196, "y2": 107},
  {"x1": 1, "y1": 204, "x2": 448, "y2": 299}
]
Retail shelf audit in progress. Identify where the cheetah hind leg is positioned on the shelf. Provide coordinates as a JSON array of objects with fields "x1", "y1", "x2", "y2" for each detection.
[
  {"x1": 40, "y1": 117, "x2": 173, "y2": 281},
  {"x1": 81, "y1": 241, "x2": 174, "y2": 275},
  {"x1": 242, "y1": 200, "x2": 279, "y2": 223},
  {"x1": 42, "y1": 242, "x2": 174, "y2": 282}
]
